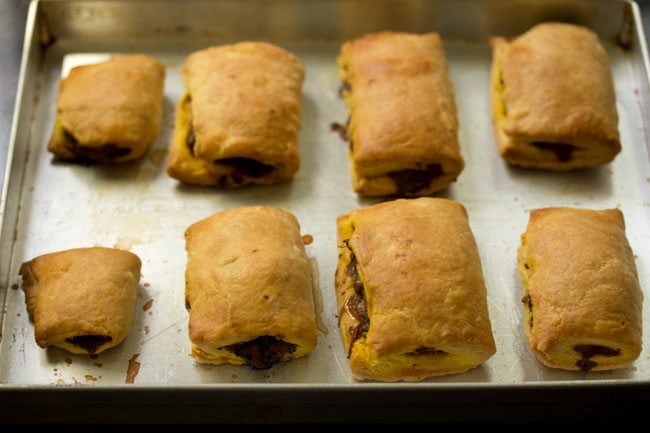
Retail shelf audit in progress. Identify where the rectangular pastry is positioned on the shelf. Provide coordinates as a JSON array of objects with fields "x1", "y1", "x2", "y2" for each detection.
[
  {"x1": 518, "y1": 207, "x2": 643, "y2": 371},
  {"x1": 490, "y1": 23, "x2": 620, "y2": 169},
  {"x1": 48, "y1": 54, "x2": 164, "y2": 162},
  {"x1": 337, "y1": 31, "x2": 464, "y2": 197},
  {"x1": 19, "y1": 247, "x2": 141, "y2": 355},
  {"x1": 167, "y1": 42, "x2": 304, "y2": 187},
  {"x1": 335, "y1": 198, "x2": 496, "y2": 381},
  {"x1": 185, "y1": 206, "x2": 317, "y2": 369}
]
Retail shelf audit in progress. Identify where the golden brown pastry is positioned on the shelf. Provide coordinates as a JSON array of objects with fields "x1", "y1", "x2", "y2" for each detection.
[
  {"x1": 491, "y1": 23, "x2": 620, "y2": 169},
  {"x1": 518, "y1": 207, "x2": 643, "y2": 371},
  {"x1": 19, "y1": 247, "x2": 141, "y2": 355},
  {"x1": 337, "y1": 31, "x2": 464, "y2": 197},
  {"x1": 185, "y1": 206, "x2": 317, "y2": 369},
  {"x1": 167, "y1": 42, "x2": 304, "y2": 187},
  {"x1": 335, "y1": 198, "x2": 496, "y2": 381},
  {"x1": 48, "y1": 54, "x2": 164, "y2": 162}
]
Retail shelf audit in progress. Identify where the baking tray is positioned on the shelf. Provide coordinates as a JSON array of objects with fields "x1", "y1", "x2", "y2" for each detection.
[{"x1": 1, "y1": 0, "x2": 650, "y2": 421}]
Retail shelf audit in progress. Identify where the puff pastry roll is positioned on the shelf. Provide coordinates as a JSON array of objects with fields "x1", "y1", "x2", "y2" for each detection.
[
  {"x1": 518, "y1": 207, "x2": 643, "y2": 371},
  {"x1": 491, "y1": 23, "x2": 620, "y2": 170},
  {"x1": 48, "y1": 54, "x2": 164, "y2": 162},
  {"x1": 167, "y1": 42, "x2": 304, "y2": 187},
  {"x1": 185, "y1": 206, "x2": 317, "y2": 369},
  {"x1": 337, "y1": 31, "x2": 464, "y2": 197},
  {"x1": 19, "y1": 247, "x2": 141, "y2": 355},
  {"x1": 335, "y1": 198, "x2": 496, "y2": 381}
]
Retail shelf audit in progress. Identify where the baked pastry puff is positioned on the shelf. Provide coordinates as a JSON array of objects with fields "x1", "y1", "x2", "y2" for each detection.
[
  {"x1": 48, "y1": 54, "x2": 164, "y2": 162},
  {"x1": 337, "y1": 31, "x2": 464, "y2": 197},
  {"x1": 167, "y1": 42, "x2": 304, "y2": 187},
  {"x1": 19, "y1": 247, "x2": 141, "y2": 355},
  {"x1": 490, "y1": 23, "x2": 620, "y2": 169},
  {"x1": 518, "y1": 207, "x2": 643, "y2": 371},
  {"x1": 185, "y1": 206, "x2": 317, "y2": 369},
  {"x1": 335, "y1": 198, "x2": 496, "y2": 381}
]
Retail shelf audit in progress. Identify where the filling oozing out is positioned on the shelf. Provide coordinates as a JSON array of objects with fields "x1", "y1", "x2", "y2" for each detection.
[
  {"x1": 66, "y1": 335, "x2": 112, "y2": 354},
  {"x1": 184, "y1": 98, "x2": 275, "y2": 183},
  {"x1": 521, "y1": 293, "x2": 533, "y2": 329},
  {"x1": 388, "y1": 164, "x2": 443, "y2": 197},
  {"x1": 63, "y1": 130, "x2": 131, "y2": 161},
  {"x1": 573, "y1": 344, "x2": 621, "y2": 371},
  {"x1": 530, "y1": 141, "x2": 576, "y2": 162},
  {"x1": 406, "y1": 347, "x2": 448, "y2": 356},
  {"x1": 343, "y1": 239, "x2": 370, "y2": 357},
  {"x1": 224, "y1": 335, "x2": 297, "y2": 370}
]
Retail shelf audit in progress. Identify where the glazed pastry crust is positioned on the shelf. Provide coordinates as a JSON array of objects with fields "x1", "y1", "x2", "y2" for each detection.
[
  {"x1": 338, "y1": 31, "x2": 464, "y2": 196},
  {"x1": 518, "y1": 208, "x2": 643, "y2": 371},
  {"x1": 185, "y1": 206, "x2": 317, "y2": 365},
  {"x1": 19, "y1": 247, "x2": 141, "y2": 354},
  {"x1": 48, "y1": 54, "x2": 165, "y2": 162},
  {"x1": 167, "y1": 42, "x2": 304, "y2": 187},
  {"x1": 490, "y1": 23, "x2": 620, "y2": 170},
  {"x1": 335, "y1": 198, "x2": 495, "y2": 381}
]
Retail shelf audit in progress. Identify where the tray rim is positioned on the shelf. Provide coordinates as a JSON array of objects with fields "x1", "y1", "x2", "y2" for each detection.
[{"x1": 1, "y1": 0, "x2": 650, "y2": 394}]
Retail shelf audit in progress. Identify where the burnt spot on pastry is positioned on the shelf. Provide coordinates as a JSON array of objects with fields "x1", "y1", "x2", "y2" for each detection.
[
  {"x1": 406, "y1": 347, "x2": 448, "y2": 356},
  {"x1": 66, "y1": 335, "x2": 112, "y2": 354},
  {"x1": 185, "y1": 297, "x2": 191, "y2": 310},
  {"x1": 530, "y1": 141, "x2": 576, "y2": 162},
  {"x1": 224, "y1": 335, "x2": 297, "y2": 370},
  {"x1": 215, "y1": 157, "x2": 275, "y2": 179},
  {"x1": 62, "y1": 130, "x2": 131, "y2": 162},
  {"x1": 574, "y1": 344, "x2": 621, "y2": 371},
  {"x1": 521, "y1": 294, "x2": 533, "y2": 328},
  {"x1": 388, "y1": 163, "x2": 443, "y2": 197},
  {"x1": 342, "y1": 238, "x2": 370, "y2": 357}
]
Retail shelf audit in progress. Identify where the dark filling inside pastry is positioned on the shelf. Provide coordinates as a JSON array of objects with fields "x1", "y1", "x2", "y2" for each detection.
[
  {"x1": 338, "y1": 81, "x2": 351, "y2": 98},
  {"x1": 406, "y1": 347, "x2": 448, "y2": 356},
  {"x1": 63, "y1": 131, "x2": 131, "y2": 161},
  {"x1": 530, "y1": 141, "x2": 576, "y2": 162},
  {"x1": 573, "y1": 344, "x2": 621, "y2": 371},
  {"x1": 225, "y1": 335, "x2": 297, "y2": 370},
  {"x1": 66, "y1": 335, "x2": 112, "y2": 354},
  {"x1": 498, "y1": 71, "x2": 507, "y2": 116},
  {"x1": 215, "y1": 157, "x2": 275, "y2": 179},
  {"x1": 343, "y1": 239, "x2": 370, "y2": 356},
  {"x1": 388, "y1": 163, "x2": 443, "y2": 197},
  {"x1": 521, "y1": 294, "x2": 533, "y2": 328}
]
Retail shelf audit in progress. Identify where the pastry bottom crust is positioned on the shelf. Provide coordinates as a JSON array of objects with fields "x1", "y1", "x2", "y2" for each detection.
[
  {"x1": 191, "y1": 337, "x2": 311, "y2": 369},
  {"x1": 351, "y1": 158, "x2": 461, "y2": 197},
  {"x1": 349, "y1": 338, "x2": 493, "y2": 382},
  {"x1": 495, "y1": 129, "x2": 619, "y2": 171},
  {"x1": 167, "y1": 94, "x2": 296, "y2": 187},
  {"x1": 48, "y1": 117, "x2": 144, "y2": 163}
]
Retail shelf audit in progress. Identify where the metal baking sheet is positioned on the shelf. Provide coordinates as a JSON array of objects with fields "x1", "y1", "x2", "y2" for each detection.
[{"x1": 1, "y1": 0, "x2": 650, "y2": 389}]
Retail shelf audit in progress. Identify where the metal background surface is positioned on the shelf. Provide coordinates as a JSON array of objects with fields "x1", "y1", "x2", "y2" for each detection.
[{"x1": 1, "y1": 0, "x2": 650, "y2": 422}]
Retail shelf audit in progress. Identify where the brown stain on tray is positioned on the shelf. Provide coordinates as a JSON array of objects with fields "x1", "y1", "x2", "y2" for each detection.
[{"x1": 125, "y1": 354, "x2": 141, "y2": 384}]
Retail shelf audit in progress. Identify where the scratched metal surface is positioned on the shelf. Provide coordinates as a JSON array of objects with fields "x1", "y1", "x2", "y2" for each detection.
[{"x1": 0, "y1": 0, "x2": 649, "y2": 387}]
